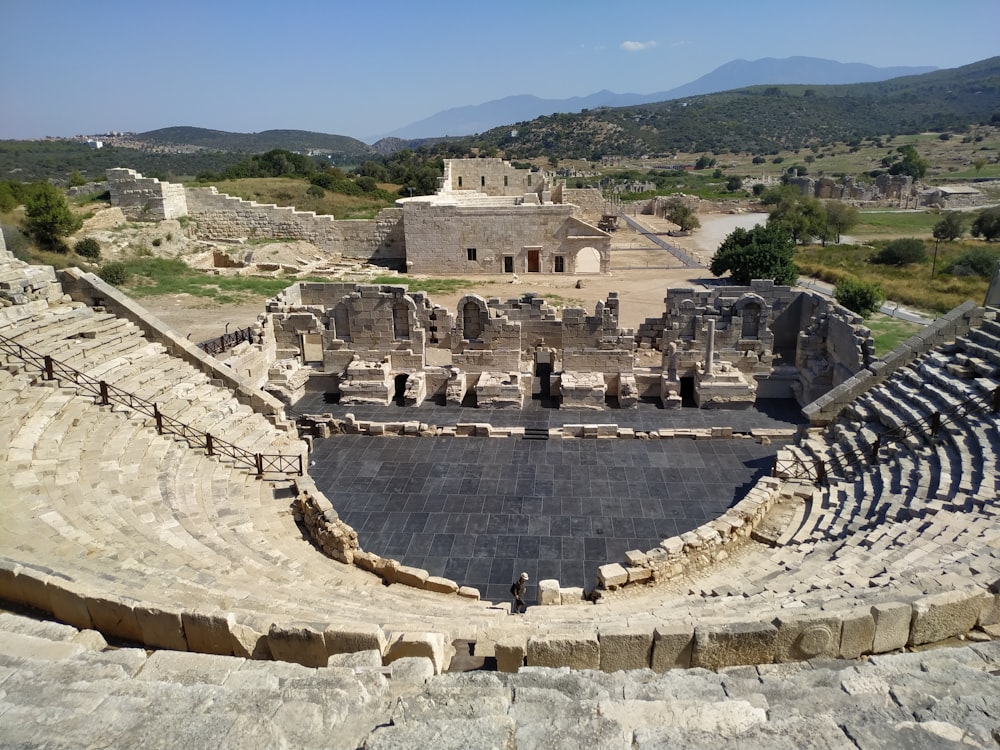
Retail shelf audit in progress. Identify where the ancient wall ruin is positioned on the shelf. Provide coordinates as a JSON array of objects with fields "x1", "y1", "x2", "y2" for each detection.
[
  {"x1": 401, "y1": 202, "x2": 611, "y2": 275},
  {"x1": 444, "y1": 158, "x2": 542, "y2": 197},
  {"x1": 106, "y1": 168, "x2": 188, "y2": 221},
  {"x1": 260, "y1": 279, "x2": 872, "y2": 411}
]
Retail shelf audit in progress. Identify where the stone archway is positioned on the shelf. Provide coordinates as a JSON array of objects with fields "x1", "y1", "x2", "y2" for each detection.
[{"x1": 575, "y1": 246, "x2": 601, "y2": 274}]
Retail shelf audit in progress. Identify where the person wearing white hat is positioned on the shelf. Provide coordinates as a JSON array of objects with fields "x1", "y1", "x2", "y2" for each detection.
[{"x1": 510, "y1": 572, "x2": 529, "y2": 614}]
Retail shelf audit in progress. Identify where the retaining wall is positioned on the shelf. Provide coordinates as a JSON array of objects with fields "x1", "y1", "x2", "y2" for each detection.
[{"x1": 802, "y1": 301, "x2": 984, "y2": 425}]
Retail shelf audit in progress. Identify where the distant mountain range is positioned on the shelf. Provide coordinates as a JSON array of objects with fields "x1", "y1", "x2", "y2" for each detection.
[{"x1": 373, "y1": 57, "x2": 938, "y2": 141}]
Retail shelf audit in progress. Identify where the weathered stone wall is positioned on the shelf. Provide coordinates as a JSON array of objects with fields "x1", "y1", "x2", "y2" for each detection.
[
  {"x1": 337, "y1": 208, "x2": 405, "y2": 265},
  {"x1": 185, "y1": 187, "x2": 345, "y2": 254},
  {"x1": 803, "y1": 301, "x2": 984, "y2": 425},
  {"x1": 402, "y1": 202, "x2": 610, "y2": 274},
  {"x1": 444, "y1": 157, "x2": 542, "y2": 197},
  {"x1": 106, "y1": 168, "x2": 188, "y2": 221},
  {"x1": 559, "y1": 186, "x2": 613, "y2": 220}
]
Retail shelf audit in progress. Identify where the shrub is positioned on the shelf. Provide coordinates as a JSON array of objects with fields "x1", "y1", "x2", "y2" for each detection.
[
  {"x1": 306, "y1": 185, "x2": 325, "y2": 198},
  {"x1": 151, "y1": 238, "x2": 162, "y2": 247},
  {"x1": 834, "y1": 278, "x2": 885, "y2": 317},
  {"x1": 98, "y1": 261, "x2": 129, "y2": 286},
  {"x1": 871, "y1": 238, "x2": 927, "y2": 266},
  {"x1": 944, "y1": 248, "x2": 1000, "y2": 278},
  {"x1": 74, "y1": 237, "x2": 101, "y2": 259}
]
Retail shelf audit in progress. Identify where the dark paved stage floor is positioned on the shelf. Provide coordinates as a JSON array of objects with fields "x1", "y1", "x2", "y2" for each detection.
[{"x1": 297, "y1": 395, "x2": 805, "y2": 603}]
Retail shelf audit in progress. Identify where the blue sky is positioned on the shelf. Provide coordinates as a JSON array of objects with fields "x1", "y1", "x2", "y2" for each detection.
[{"x1": 1, "y1": 0, "x2": 997, "y2": 143}]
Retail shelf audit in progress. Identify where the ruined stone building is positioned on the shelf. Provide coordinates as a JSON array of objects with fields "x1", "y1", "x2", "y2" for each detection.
[
  {"x1": 106, "y1": 158, "x2": 614, "y2": 275},
  {"x1": 250, "y1": 279, "x2": 873, "y2": 413}
]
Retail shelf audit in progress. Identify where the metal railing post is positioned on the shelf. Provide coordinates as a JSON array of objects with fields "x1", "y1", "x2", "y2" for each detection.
[
  {"x1": 206, "y1": 433, "x2": 214, "y2": 456},
  {"x1": 256, "y1": 454, "x2": 264, "y2": 477},
  {"x1": 43, "y1": 355, "x2": 54, "y2": 381},
  {"x1": 99, "y1": 381, "x2": 109, "y2": 406}
]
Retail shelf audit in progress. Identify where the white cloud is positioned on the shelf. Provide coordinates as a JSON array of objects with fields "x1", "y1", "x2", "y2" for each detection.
[{"x1": 621, "y1": 40, "x2": 657, "y2": 52}]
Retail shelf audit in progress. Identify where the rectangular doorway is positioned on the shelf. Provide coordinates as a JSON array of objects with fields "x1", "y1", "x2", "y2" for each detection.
[{"x1": 527, "y1": 250, "x2": 540, "y2": 273}]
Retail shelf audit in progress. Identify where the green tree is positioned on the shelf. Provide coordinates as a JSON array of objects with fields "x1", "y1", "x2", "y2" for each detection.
[
  {"x1": 710, "y1": 224, "x2": 798, "y2": 286},
  {"x1": 971, "y1": 207, "x2": 1000, "y2": 241},
  {"x1": 725, "y1": 176, "x2": 743, "y2": 192},
  {"x1": 872, "y1": 238, "x2": 927, "y2": 265},
  {"x1": 23, "y1": 183, "x2": 82, "y2": 248},
  {"x1": 932, "y1": 211, "x2": 964, "y2": 243},
  {"x1": 68, "y1": 170, "x2": 87, "y2": 187},
  {"x1": 888, "y1": 145, "x2": 929, "y2": 179},
  {"x1": 663, "y1": 199, "x2": 701, "y2": 232},
  {"x1": 767, "y1": 193, "x2": 825, "y2": 244},
  {"x1": 74, "y1": 237, "x2": 101, "y2": 259},
  {"x1": 823, "y1": 201, "x2": 859, "y2": 244},
  {"x1": 834, "y1": 278, "x2": 884, "y2": 317},
  {"x1": 973, "y1": 158, "x2": 987, "y2": 174},
  {"x1": 694, "y1": 155, "x2": 716, "y2": 170}
]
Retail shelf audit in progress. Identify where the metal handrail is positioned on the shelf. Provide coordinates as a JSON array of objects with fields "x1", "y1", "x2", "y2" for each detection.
[
  {"x1": 197, "y1": 326, "x2": 256, "y2": 356},
  {"x1": 0, "y1": 332, "x2": 302, "y2": 477}
]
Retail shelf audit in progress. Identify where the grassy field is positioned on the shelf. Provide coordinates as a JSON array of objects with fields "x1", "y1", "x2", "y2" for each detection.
[
  {"x1": 865, "y1": 313, "x2": 923, "y2": 357},
  {"x1": 116, "y1": 257, "x2": 301, "y2": 303},
  {"x1": 852, "y1": 210, "x2": 942, "y2": 237},
  {"x1": 795, "y1": 239, "x2": 998, "y2": 314}
]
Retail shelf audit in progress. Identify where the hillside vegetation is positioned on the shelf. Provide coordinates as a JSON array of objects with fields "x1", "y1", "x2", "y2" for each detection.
[{"x1": 468, "y1": 57, "x2": 1000, "y2": 159}]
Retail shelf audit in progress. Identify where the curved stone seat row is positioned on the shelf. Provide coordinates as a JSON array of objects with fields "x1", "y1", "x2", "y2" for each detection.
[{"x1": 4, "y1": 608, "x2": 998, "y2": 750}]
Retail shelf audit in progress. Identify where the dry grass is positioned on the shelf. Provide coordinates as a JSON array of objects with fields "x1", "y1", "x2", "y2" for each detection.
[{"x1": 191, "y1": 177, "x2": 396, "y2": 219}]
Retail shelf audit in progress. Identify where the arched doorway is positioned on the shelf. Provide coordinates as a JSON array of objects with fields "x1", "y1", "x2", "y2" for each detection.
[{"x1": 576, "y1": 246, "x2": 601, "y2": 274}]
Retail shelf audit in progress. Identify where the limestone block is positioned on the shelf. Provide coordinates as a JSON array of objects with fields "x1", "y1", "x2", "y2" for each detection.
[
  {"x1": 560, "y1": 587, "x2": 584, "y2": 604},
  {"x1": 495, "y1": 640, "x2": 526, "y2": 673},
  {"x1": 230, "y1": 620, "x2": 270, "y2": 660},
  {"x1": 627, "y1": 567, "x2": 652, "y2": 584},
  {"x1": 597, "y1": 563, "x2": 629, "y2": 589},
  {"x1": 85, "y1": 595, "x2": 143, "y2": 644},
  {"x1": 134, "y1": 605, "x2": 187, "y2": 651},
  {"x1": 389, "y1": 656, "x2": 435, "y2": 685},
  {"x1": 526, "y1": 631, "x2": 600, "y2": 669},
  {"x1": 772, "y1": 613, "x2": 843, "y2": 662},
  {"x1": 871, "y1": 602, "x2": 911, "y2": 653},
  {"x1": 423, "y1": 576, "x2": 459, "y2": 595},
  {"x1": 836, "y1": 608, "x2": 876, "y2": 659},
  {"x1": 268, "y1": 622, "x2": 329, "y2": 668},
  {"x1": 692, "y1": 621, "x2": 778, "y2": 670},
  {"x1": 978, "y1": 592, "x2": 1000, "y2": 627},
  {"x1": 384, "y1": 632, "x2": 449, "y2": 675},
  {"x1": 395, "y1": 565, "x2": 430, "y2": 588},
  {"x1": 624, "y1": 550, "x2": 648, "y2": 567},
  {"x1": 909, "y1": 589, "x2": 988, "y2": 646},
  {"x1": 324, "y1": 622, "x2": 387, "y2": 655},
  {"x1": 651, "y1": 623, "x2": 694, "y2": 671},
  {"x1": 46, "y1": 583, "x2": 94, "y2": 630},
  {"x1": 181, "y1": 610, "x2": 235, "y2": 655},
  {"x1": 13, "y1": 568, "x2": 51, "y2": 613},
  {"x1": 458, "y1": 586, "x2": 480, "y2": 600},
  {"x1": 327, "y1": 649, "x2": 382, "y2": 669},
  {"x1": 598, "y1": 624, "x2": 653, "y2": 672},
  {"x1": 537, "y1": 579, "x2": 561, "y2": 606}
]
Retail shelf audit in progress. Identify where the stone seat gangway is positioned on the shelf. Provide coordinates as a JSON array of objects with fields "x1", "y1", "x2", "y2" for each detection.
[{"x1": 0, "y1": 330, "x2": 303, "y2": 478}]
